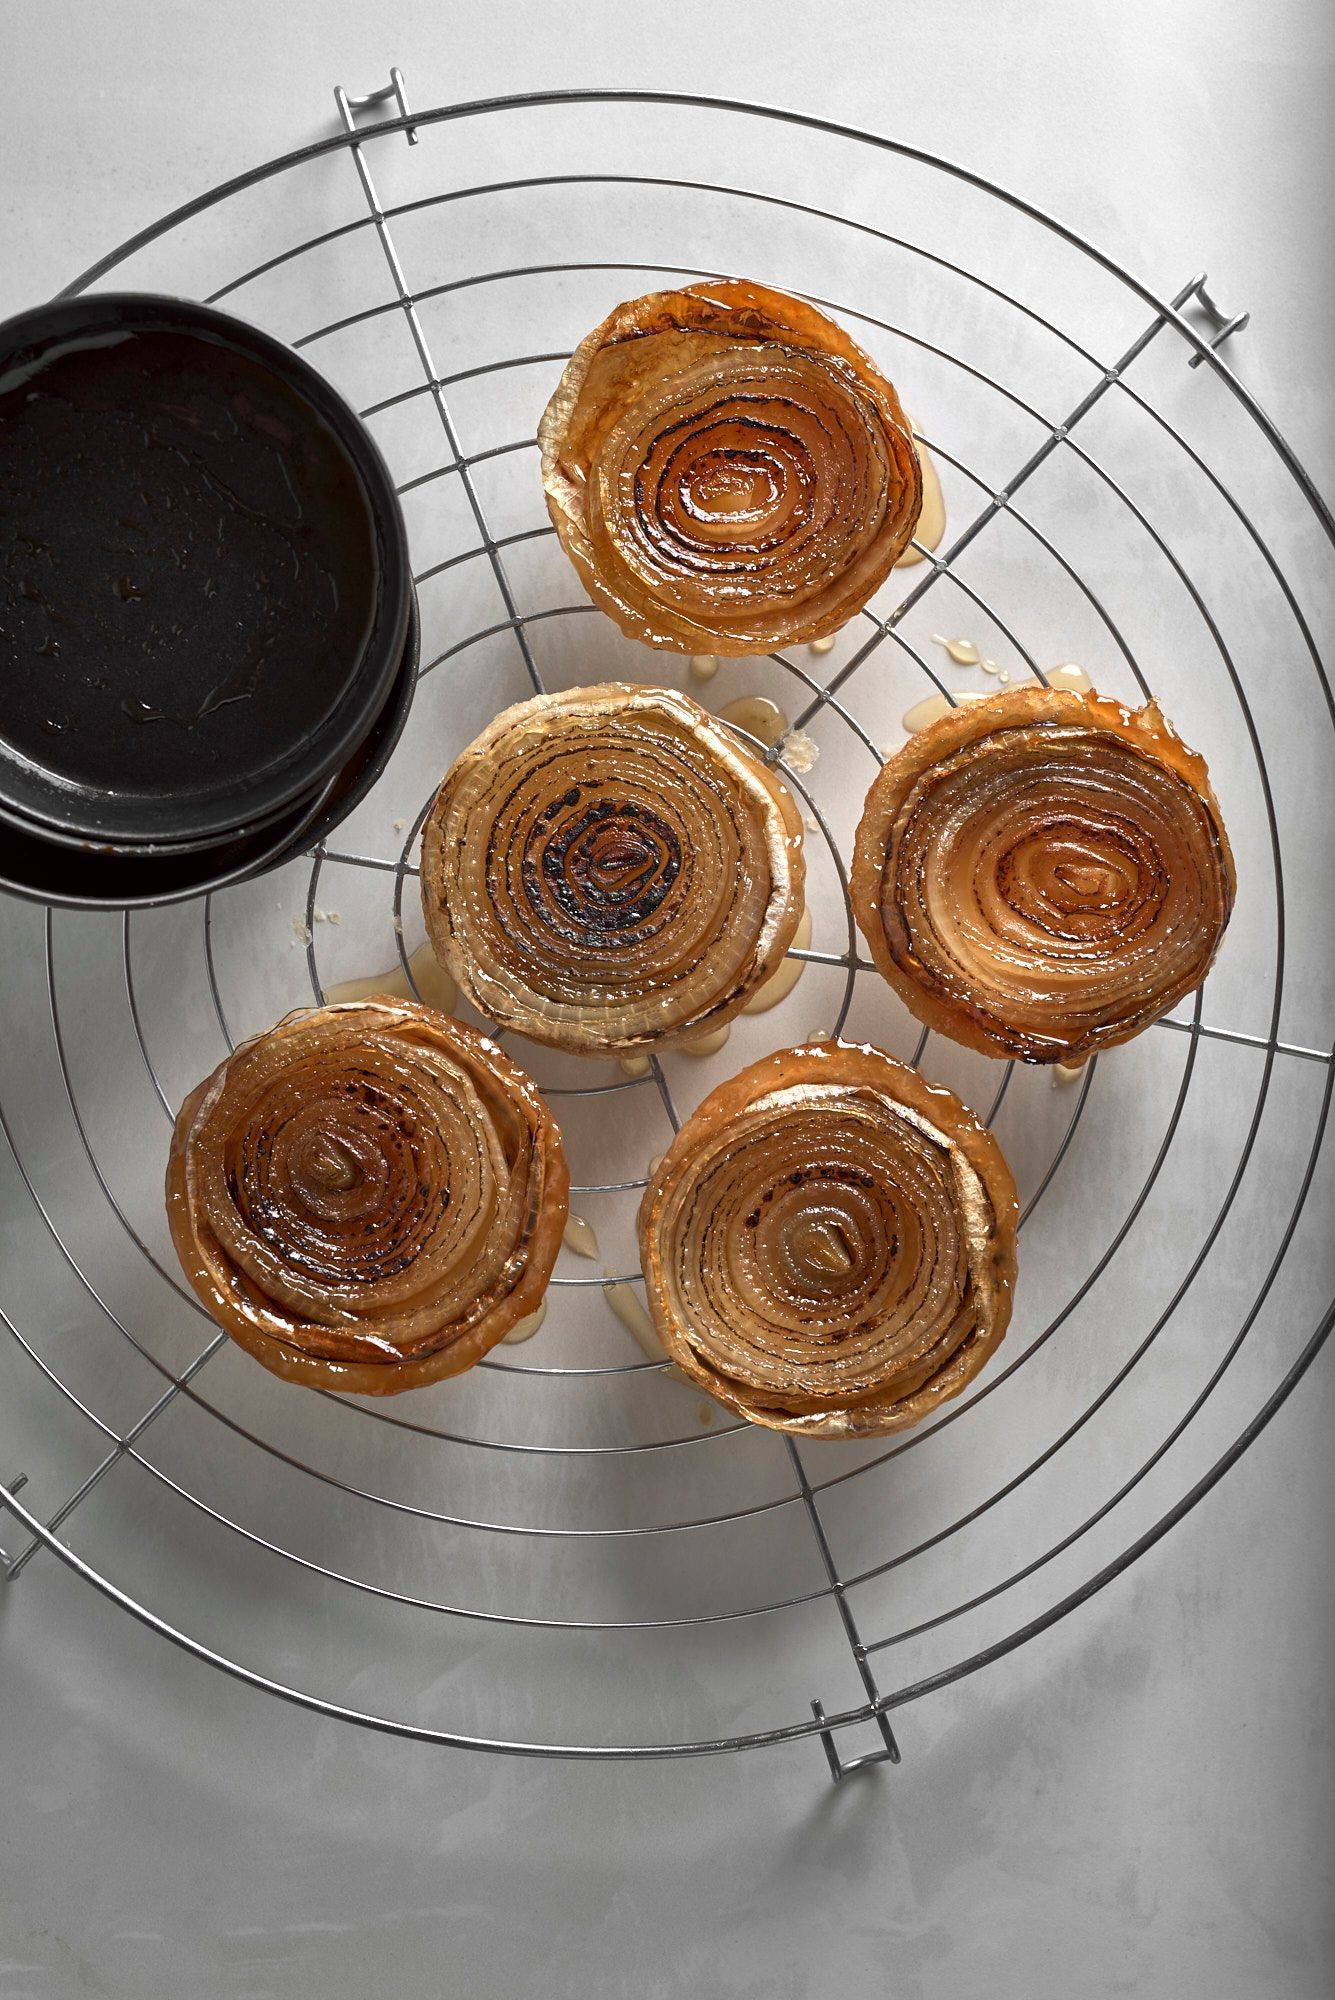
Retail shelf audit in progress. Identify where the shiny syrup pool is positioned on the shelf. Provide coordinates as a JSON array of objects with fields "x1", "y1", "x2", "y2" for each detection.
[{"x1": 0, "y1": 321, "x2": 377, "y2": 822}]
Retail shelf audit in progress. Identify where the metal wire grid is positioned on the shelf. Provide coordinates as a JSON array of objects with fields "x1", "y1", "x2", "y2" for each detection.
[{"x1": 0, "y1": 82, "x2": 1331, "y2": 1772}]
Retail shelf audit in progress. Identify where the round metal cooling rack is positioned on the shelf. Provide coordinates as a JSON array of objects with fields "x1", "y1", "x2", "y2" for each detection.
[{"x1": 1, "y1": 79, "x2": 1332, "y2": 1776}]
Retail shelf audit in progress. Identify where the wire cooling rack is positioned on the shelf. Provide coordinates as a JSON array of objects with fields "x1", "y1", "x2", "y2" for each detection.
[{"x1": 1, "y1": 78, "x2": 1332, "y2": 1775}]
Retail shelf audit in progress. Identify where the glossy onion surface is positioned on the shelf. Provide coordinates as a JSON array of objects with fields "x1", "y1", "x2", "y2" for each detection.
[
  {"x1": 638, "y1": 1041, "x2": 1018, "y2": 1438},
  {"x1": 539, "y1": 280, "x2": 922, "y2": 653},
  {"x1": 166, "y1": 1000, "x2": 568, "y2": 1394},
  {"x1": 852, "y1": 686, "x2": 1236, "y2": 1063},
  {"x1": 420, "y1": 683, "x2": 805, "y2": 1054}
]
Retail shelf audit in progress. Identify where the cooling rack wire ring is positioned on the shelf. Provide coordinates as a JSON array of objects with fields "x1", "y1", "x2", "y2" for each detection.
[{"x1": 1, "y1": 83, "x2": 1332, "y2": 1777}]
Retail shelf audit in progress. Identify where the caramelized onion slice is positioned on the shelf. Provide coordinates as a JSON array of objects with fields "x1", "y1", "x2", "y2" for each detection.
[
  {"x1": 166, "y1": 1000, "x2": 568, "y2": 1395},
  {"x1": 420, "y1": 683, "x2": 805, "y2": 1054},
  {"x1": 638, "y1": 1041, "x2": 1018, "y2": 1438},
  {"x1": 539, "y1": 280, "x2": 922, "y2": 653},
  {"x1": 851, "y1": 686, "x2": 1236, "y2": 1063}
]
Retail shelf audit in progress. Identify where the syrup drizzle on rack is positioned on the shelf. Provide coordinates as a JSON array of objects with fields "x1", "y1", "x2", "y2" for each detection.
[{"x1": 325, "y1": 938, "x2": 457, "y2": 1013}]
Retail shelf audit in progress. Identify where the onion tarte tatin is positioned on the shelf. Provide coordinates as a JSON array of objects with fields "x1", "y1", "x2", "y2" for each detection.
[
  {"x1": 167, "y1": 1000, "x2": 568, "y2": 1394},
  {"x1": 851, "y1": 685, "x2": 1235, "y2": 1063},
  {"x1": 638, "y1": 1041, "x2": 1018, "y2": 1438},
  {"x1": 420, "y1": 683, "x2": 805, "y2": 1054},
  {"x1": 539, "y1": 280, "x2": 922, "y2": 653}
]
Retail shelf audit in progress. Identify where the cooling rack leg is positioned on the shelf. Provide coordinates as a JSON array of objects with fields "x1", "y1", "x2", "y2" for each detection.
[
  {"x1": 0, "y1": 1473, "x2": 30, "y2": 1575},
  {"x1": 785, "y1": 1439, "x2": 901, "y2": 1783},
  {"x1": 1180, "y1": 273, "x2": 1251, "y2": 369},
  {"x1": 336, "y1": 67, "x2": 418, "y2": 145},
  {"x1": 810, "y1": 1699, "x2": 899, "y2": 1783},
  {"x1": 639, "y1": 1044, "x2": 891, "y2": 1782}
]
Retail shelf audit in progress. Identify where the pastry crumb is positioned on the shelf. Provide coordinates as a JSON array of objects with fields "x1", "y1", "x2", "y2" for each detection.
[{"x1": 782, "y1": 730, "x2": 819, "y2": 773}]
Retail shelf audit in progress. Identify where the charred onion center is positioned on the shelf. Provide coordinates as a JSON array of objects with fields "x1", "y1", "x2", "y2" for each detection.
[{"x1": 532, "y1": 792, "x2": 681, "y2": 936}]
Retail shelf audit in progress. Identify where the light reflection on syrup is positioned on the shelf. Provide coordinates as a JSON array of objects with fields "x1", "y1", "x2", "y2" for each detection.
[
  {"x1": 563, "y1": 1214, "x2": 600, "y2": 1260},
  {"x1": 900, "y1": 690, "x2": 988, "y2": 736},
  {"x1": 719, "y1": 694, "x2": 787, "y2": 746},
  {"x1": 932, "y1": 634, "x2": 981, "y2": 667}
]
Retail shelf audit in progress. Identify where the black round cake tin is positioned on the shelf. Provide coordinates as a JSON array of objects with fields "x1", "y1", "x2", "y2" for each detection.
[{"x1": 0, "y1": 291, "x2": 414, "y2": 902}]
